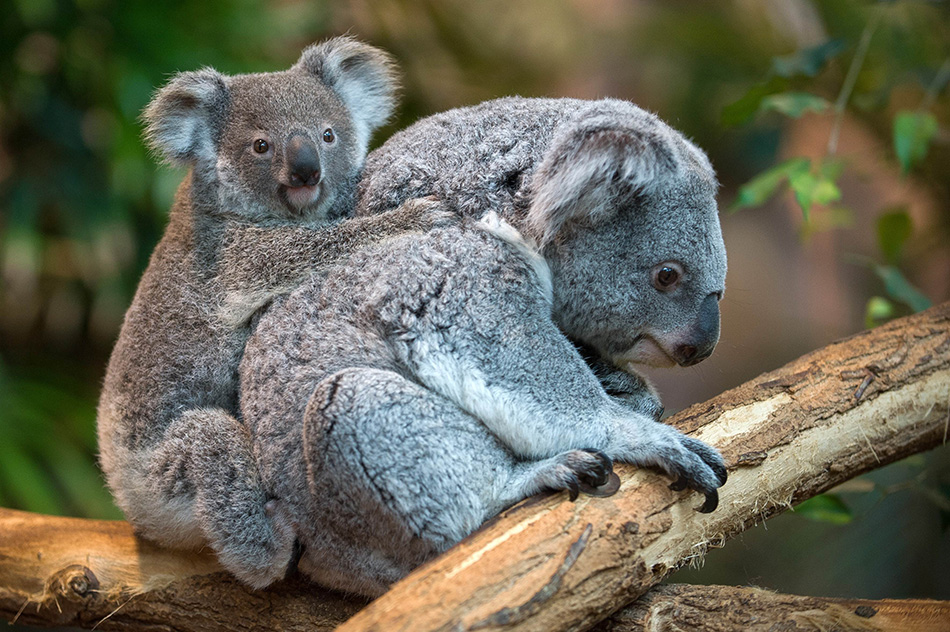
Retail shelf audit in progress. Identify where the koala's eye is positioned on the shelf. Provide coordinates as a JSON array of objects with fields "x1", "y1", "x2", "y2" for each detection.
[
  {"x1": 651, "y1": 262, "x2": 683, "y2": 291},
  {"x1": 253, "y1": 139, "x2": 270, "y2": 154},
  {"x1": 323, "y1": 128, "x2": 335, "y2": 143}
]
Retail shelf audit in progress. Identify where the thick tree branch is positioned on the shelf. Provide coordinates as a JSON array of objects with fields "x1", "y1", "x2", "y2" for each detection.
[
  {"x1": 0, "y1": 303, "x2": 947, "y2": 631},
  {"x1": 600, "y1": 584, "x2": 950, "y2": 632}
]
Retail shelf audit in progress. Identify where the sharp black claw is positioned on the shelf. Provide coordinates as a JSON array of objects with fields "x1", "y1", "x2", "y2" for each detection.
[
  {"x1": 697, "y1": 490, "x2": 719, "y2": 513},
  {"x1": 669, "y1": 476, "x2": 688, "y2": 492},
  {"x1": 713, "y1": 463, "x2": 728, "y2": 486},
  {"x1": 567, "y1": 479, "x2": 580, "y2": 502},
  {"x1": 582, "y1": 449, "x2": 613, "y2": 487}
]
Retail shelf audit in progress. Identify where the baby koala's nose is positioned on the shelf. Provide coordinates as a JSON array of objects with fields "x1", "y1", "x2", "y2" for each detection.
[{"x1": 286, "y1": 134, "x2": 321, "y2": 187}]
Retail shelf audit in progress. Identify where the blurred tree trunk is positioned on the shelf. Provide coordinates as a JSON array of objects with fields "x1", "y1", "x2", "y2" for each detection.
[{"x1": 1, "y1": 302, "x2": 948, "y2": 632}]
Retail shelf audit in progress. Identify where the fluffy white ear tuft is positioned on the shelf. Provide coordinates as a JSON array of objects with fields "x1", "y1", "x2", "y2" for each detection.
[
  {"x1": 296, "y1": 36, "x2": 399, "y2": 152},
  {"x1": 526, "y1": 108, "x2": 683, "y2": 246},
  {"x1": 142, "y1": 68, "x2": 229, "y2": 167}
]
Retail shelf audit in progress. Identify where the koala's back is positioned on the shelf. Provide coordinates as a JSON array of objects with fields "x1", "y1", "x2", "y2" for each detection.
[
  {"x1": 241, "y1": 222, "x2": 545, "y2": 507},
  {"x1": 357, "y1": 97, "x2": 582, "y2": 218},
  {"x1": 96, "y1": 208, "x2": 242, "y2": 472}
]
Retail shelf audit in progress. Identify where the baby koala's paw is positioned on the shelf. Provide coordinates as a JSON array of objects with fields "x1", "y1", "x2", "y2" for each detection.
[{"x1": 614, "y1": 419, "x2": 727, "y2": 513}]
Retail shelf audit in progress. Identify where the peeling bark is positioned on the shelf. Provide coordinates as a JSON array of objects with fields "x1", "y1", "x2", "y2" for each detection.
[
  {"x1": 599, "y1": 584, "x2": 950, "y2": 632},
  {"x1": 0, "y1": 303, "x2": 947, "y2": 631}
]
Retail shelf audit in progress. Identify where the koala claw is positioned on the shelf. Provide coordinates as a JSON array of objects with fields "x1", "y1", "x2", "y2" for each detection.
[
  {"x1": 579, "y1": 448, "x2": 613, "y2": 487},
  {"x1": 624, "y1": 422, "x2": 727, "y2": 512},
  {"x1": 532, "y1": 449, "x2": 616, "y2": 502},
  {"x1": 697, "y1": 490, "x2": 719, "y2": 514},
  {"x1": 680, "y1": 436, "x2": 728, "y2": 487},
  {"x1": 567, "y1": 478, "x2": 581, "y2": 502}
]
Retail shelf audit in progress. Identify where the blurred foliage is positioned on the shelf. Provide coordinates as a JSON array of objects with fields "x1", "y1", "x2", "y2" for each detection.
[
  {"x1": 0, "y1": 0, "x2": 948, "y2": 602},
  {"x1": 725, "y1": 1, "x2": 948, "y2": 529},
  {"x1": 727, "y1": 0, "x2": 946, "y2": 324}
]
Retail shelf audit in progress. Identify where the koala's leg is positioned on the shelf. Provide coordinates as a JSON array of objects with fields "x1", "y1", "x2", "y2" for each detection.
[
  {"x1": 298, "y1": 367, "x2": 609, "y2": 595},
  {"x1": 146, "y1": 408, "x2": 295, "y2": 589}
]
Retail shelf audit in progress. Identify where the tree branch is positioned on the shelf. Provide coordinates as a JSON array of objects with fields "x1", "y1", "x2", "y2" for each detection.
[
  {"x1": 599, "y1": 584, "x2": 950, "y2": 632},
  {"x1": 0, "y1": 302, "x2": 947, "y2": 631}
]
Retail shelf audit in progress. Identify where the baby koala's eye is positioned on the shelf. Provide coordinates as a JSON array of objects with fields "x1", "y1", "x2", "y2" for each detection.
[
  {"x1": 651, "y1": 262, "x2": 683, "y2": 291},
  {"x1": 323, "y1": 128, "x2": 335, "y2": 143},
  {"x1": 253, "y1": 139, "x2": 270, "y2": 154}
]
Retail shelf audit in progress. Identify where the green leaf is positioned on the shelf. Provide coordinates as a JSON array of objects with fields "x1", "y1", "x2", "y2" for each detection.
[
  {"x1": 875, "y1": 265, "x2": 932, "y2": 313},
  {"x1": 876, "y1": 209, "x2": 912, "y2": 264},
  {"x1": 788, "y1": 164, "x2": 841, "y2": 222},
  {"x1": 865, "y1": 296, "x2": 896, "y2": 329},
  {"x1": 759, "y1": 92, "x2": 830, "y2": 118},
  {"x1": 721, "y1": 76, "x2": 788, "y2": 126},
  {"x1": 893, "y1": 111, "x2": 938, "y2": 174},
  {"x1": 731, "y1": 157, "x2": 809, "y2": 211},
  {"x1": 770, "y1": 39, "x2": 847, "y2": 78},
  {"x1": 794, "y1": 494, "x2": 853, "y2": 524}
]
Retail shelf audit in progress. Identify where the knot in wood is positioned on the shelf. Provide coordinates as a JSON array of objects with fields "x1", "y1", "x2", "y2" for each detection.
[{"x1": 48, "y1": 564, "x2": 99, "y2": 602}]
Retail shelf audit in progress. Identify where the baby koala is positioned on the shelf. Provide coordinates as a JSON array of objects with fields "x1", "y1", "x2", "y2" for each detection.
[
  {"x1": 240, "y1": 97, "x2": 729, "y2": 596},
  {"x1": 96, "y1": 37, "x2": 448, "y2": 588}
]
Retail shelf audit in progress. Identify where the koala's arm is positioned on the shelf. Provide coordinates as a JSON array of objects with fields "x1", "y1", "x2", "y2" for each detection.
[{"x1": 219, "y1": 198, "x2": 453, "y2": 327}]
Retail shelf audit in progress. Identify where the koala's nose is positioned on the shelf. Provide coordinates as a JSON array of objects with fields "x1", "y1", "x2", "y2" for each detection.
[
  {"x1": 672, "y1": 292, "x2": 721, "y2": 367},
  {"x1": 286, "y1": 134, "x2": 321, "y2": 187}
]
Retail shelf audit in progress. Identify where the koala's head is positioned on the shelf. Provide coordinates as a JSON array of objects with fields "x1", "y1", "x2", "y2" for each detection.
[
  {"x1": 526, "y1": 100, "x2": 726, "y2": 370},
  {"x1": 143, "y1": 36, "x2": 398, "y2": 222}
]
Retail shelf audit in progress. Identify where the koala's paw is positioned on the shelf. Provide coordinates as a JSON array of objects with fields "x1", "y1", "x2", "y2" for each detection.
[
  {"x1": 218, "y1": 499, "x2": 297, "y2": 589},
  {"x1": 533, "y1": 449, "x2": 614, "y2": 502},
  {"x1": 616, "y1": 421, "x2": 727, "y2": 513}
]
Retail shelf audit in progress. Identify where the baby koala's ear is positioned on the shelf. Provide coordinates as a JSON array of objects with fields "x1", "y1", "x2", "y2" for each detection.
[
  {"x1": 296, "y1": 36, "x2": 400, "y2": 149},
  {"x1": 142, "y1": 68, "x2": 229, "y2": 166}
]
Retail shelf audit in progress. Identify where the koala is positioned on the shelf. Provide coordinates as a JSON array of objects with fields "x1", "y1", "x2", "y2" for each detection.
[
  {"x1": 239, "y1": 97, "x2": 728, "y2": 596},
  {"x1": 96, "y1": 37, "x2": 450, "y2": 589}
]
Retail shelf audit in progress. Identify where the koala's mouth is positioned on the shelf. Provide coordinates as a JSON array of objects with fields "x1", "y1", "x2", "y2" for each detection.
[
  {"x1": 279, "y1": 183, "x2": 323, "y2": 214},
  {"x1": 612, "y1": 335, "x2": 678, "y2": 369}
]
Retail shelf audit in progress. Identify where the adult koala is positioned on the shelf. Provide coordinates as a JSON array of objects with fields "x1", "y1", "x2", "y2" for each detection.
[{"x1": 239, "y1": 97, "x2": 728, "y2": 596}]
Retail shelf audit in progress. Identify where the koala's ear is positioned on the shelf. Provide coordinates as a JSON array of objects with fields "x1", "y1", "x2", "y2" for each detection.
[
  {"x1": 526, "y1": 111, "x2": 683, "y2": 246},
  {"x1": 296, "y1": 36, "x2": 399, "y2": 147},
  {"x1": 142, "y1": 68, "x2": 229, "y2": 166}
]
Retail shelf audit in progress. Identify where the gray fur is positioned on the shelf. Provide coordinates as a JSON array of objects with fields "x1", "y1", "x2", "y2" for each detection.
[
  {"x1": 96, "y1": 37, "x2": 448, "y2": 589},
  {"x1": 239, "y1": 97, "x2": 728, "y2": 595}
]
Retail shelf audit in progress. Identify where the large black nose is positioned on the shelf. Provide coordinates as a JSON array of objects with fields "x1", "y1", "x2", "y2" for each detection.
[
  {"x1": 673, "y1": 292, "x2": 721, "y2": 367},
  {"x1": 286, "y1": 134, "x2": 321, "y2": 187}
]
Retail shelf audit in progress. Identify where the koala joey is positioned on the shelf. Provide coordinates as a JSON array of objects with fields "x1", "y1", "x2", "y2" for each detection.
[
  {"x1": 96, "y1": 37, "x2": 450, "y2": 589},
  {"x1": 239, "y1": 97, "x2": 729, "y2": 596}
]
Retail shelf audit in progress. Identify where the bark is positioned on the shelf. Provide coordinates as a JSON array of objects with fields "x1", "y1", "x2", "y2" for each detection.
[
  {"x1": 0, "y1": 302, "x2": 947, "y2": 631},
  {"x1": 0, "y1": 509, "x2": 363, "y2": 631},
  {"x1": 599, "y1": 584, "x2": 950, "y2": 632}
]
